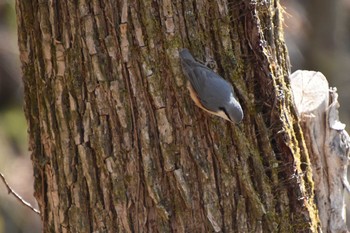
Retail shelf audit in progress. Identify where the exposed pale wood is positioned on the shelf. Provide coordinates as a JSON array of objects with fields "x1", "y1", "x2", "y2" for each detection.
[{"x1": 291, "y1": 70, "x2": 350, "y2": 233}]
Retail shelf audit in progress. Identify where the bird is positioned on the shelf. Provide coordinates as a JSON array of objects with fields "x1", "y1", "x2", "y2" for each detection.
[{"x1": 179, "y1": 48, "x2": 243, "y2": 123}]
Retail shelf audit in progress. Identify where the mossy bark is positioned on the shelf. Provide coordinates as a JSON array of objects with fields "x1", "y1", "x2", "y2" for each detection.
[{"x1": 16, "y1": 0, "x2": 320, "y2": 232}]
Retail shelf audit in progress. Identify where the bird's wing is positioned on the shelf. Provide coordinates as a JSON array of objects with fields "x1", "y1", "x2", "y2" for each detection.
[{"x1": 190, "y1": 66, "x2": 231, "y2": 111}]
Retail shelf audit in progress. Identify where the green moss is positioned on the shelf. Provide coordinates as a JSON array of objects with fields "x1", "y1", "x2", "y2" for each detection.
[{"x1": 0, "y1": 106, "x2": 28, "y2": 153}]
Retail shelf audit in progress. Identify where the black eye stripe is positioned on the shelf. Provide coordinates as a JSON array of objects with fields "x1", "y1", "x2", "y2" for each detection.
[{"x1": 218, "y1": 107, "x2": 231, "y2": 121}]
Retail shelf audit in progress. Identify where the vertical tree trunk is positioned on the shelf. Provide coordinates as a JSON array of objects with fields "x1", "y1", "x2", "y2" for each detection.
[{"x1": 16, "y1": 0, "x2": 320, "y2": 232}]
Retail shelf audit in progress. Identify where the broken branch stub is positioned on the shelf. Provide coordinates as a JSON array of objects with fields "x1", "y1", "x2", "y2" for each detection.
[{"x1": 290, "y1": 70, "x2": 350, "y2": 233}]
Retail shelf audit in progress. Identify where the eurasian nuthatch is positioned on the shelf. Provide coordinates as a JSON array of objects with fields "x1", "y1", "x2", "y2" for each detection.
[{"x1": 179, "y1": 48, "x2": 243, "y2": 123}]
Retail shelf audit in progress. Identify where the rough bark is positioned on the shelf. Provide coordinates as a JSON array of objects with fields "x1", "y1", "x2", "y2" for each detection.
[{"x1": 16, "y1": 0, "x2": 320, "y2": 232}]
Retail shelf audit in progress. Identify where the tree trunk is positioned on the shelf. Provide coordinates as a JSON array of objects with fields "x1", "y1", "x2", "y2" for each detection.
[{"x1": 16, "y1": 0, "x2": 320, "y2": 232}]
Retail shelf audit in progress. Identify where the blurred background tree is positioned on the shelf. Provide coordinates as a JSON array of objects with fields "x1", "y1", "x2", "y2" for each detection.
[
  {"x1": 0, "y1": 0, "x2": 41, "y2": 232},
  {"x1": 0, "y1": 0, "x2": 349, "y2": 232},
  {"x1": 283, "y1": 0, "x2": 350, "y2": 126}
]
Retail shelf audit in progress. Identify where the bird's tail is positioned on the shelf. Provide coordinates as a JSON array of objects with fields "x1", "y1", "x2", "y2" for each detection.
[{"x1": 179, "y1": 48, "x2": 195, "y2": 61}]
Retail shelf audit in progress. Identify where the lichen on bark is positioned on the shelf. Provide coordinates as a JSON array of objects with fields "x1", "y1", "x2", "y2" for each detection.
[{"x1": 16, "y1": 0, "x2": 320, "y2": 232}]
